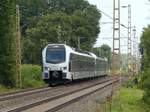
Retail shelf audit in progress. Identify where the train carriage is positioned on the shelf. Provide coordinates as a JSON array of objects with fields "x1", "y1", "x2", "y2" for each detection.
[{"x1": 42, "y1": 44, "x2": 108, "y2": 86}]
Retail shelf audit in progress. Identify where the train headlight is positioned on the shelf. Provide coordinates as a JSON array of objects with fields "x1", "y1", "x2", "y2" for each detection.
[
  {"x1": 61, "y1": 67, "x2": 67, "y2": 70},
  {"x1": 44, "y1": 72, "x2": 49, "y2": 79}
]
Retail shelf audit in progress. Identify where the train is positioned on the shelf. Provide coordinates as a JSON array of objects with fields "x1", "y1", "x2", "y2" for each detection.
[{"x1": 42, "y1": 44, "x2": 108, "y2": 86}]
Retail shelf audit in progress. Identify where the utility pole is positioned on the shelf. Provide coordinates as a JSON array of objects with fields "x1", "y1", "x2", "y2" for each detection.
[
  {"x1": 78, "y1": 37, "x2": 80, "y2": 49},
  {"x1": 132, "y1": 26, "x2": 137, "y2": 74},
  {"x1": 110, "y1": 0, "x2": 121, "y2": 112},
  {"x1": 57, "y1": 25, "x2": 61, "y2": 43},
  {"x1": 112, "y1": 0, "x2": 120, "y2": 75},
  {"x1": 127, "y1": 4, "x2": 132, "y2": 73},
  {"x1": 132, "y1": 26, "x2": 136, "y2": 74},
  {"x1": 16, "y1": 5, "x2": 22, "y2": 88}
]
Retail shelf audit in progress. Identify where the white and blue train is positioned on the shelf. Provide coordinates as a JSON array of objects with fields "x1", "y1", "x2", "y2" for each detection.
[{"x1": 42, "y1": 44, "x2": 108, "y2": 86}]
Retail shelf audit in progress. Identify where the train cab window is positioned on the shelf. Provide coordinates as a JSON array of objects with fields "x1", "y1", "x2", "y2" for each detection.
[{"x1": 46, "y1": 46, "x2": 65, "y2": 64}]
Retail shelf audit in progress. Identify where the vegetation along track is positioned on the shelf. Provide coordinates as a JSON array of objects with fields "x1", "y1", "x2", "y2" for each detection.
[{"x1": 1, "y1": 77, "x2": 118, "y2": 112}]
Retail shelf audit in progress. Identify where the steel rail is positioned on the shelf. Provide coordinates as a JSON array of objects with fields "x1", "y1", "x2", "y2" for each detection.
[
  {"x1": 0, "y1": 87, "x2": 51, "y2": 101},
  {"x1": 0, "y1": 77, "x2": 109, "y2": 102},
  {"x1": 47, "y1": 79, "x2": 119, "y2": 112},
  {"x1": 7, "y1": 78, "x2": 115, "y2": 112},
  {"x1": 0, "y1": 86, "x2": 48, "y2": 96}
]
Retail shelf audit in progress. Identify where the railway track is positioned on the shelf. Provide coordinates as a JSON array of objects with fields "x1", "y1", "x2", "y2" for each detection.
[
  {"x1": 0, "y1": 86, "x2": 46, "y2": 96},
  {"x1": 0, "y1": 87, "x2": 51, "y2": 101},
  {"x1": 0, "y1": 76, "x2": 118, "y2": 112},
  {"x1": 24, "y1": 78, "x2": 119, "y2": 112}
]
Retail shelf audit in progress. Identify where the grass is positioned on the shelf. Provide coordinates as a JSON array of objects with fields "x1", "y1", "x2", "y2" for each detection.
[
  {"x1": 0, "y1": 85, "x2": 20, "y2": 94},
  {"x1": 0, "y1": 64, "x2": 46, "y2": 94},
  {"x1": 111, "y1": 87, "x2": 150, "y2": 112},
  {"x1": 21, "y1": 64, "x2": 46, "y2": 88}
]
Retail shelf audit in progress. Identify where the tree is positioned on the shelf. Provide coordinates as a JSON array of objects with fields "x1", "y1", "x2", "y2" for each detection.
[
  {"x1": 19, "y1": 0, "x2": 97, "y2": 36},
  {"x1": 19, "y1": 0, "x2": 48, "y2": 35},
  {"x1": 71, "y1": 7, "x2": 100, "y2": 50},
  {"x1": 21, "y1": 0, "x2": 101, "y2": 64},
  {"x1": 0, "y1": 0, "x2": 16, "y2": 86},
  {"x1": 93, "y1": 44, "x2": 111, "y2": 63},
  {"x1": 140, "y1": 26, "x2": 150, "y2": 69},
  {"x1": 140, "y1": 25, "x2": 150, "y2": 106},
  {"x1": 24, "y1": 12, "x2": 71, "y2": 64},
  {"x1": 39, "y1": 0, "x2": 91, "y2": 15}
]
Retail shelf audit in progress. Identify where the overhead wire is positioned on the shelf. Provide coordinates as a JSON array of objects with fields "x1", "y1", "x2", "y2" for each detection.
[{"x1": 95, "y1": 0, "x2": 128, "y2": 29}]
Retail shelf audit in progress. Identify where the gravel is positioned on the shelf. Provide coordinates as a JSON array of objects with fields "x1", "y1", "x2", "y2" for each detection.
[{"x1": 56, "y1": 82, "x2": 121, "y2": 112}]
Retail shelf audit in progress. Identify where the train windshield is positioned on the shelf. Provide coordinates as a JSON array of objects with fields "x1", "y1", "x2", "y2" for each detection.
[{"x1": 46, "y1": 46, "x2": 65, "y2": 64}]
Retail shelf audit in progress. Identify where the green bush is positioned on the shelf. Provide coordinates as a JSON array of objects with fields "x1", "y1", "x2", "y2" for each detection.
[
  {"x1": 0, "y1": 64, "x2": 45, "y2": 93},
  {"x1": 139, "y1": 69, "x2": 150, "y2": 90},
  {"x1": 21, "y1": 64, "x2": 45, "y2": 88},
  {"x1": 139, "y1": 69, "x2": 150, "y2": 107},
  {"x1": 143, "y1": 91, "x2": 150, "y2": 107},
  {"x1": 124, "y1": 76, "x2": 139, "y2": 88},
  {"x1": 125, "y1": 79, "x2": 135, "y2": 88},
  {"x1": 0, "y1": 85, "x2": 19, "y2": 94},
  {"x1": 0, "y1": 85, "x2": 9, "y2": 93},
  {"x1": 111, "y1": 87, "x2": 150, "y2": 112}
]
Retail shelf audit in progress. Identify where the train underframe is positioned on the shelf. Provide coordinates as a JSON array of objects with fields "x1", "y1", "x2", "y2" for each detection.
[
  {"x1": 44, "y1": 70, "x2": 107, "y2": 86},
  {"x1": 43, "y1": 71, "x2": 69, "y2": 86}
]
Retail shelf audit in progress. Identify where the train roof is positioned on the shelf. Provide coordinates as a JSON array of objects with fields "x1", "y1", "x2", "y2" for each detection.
[{"x1": 45, "y1": 43, "x2": 107, "y2": 61}]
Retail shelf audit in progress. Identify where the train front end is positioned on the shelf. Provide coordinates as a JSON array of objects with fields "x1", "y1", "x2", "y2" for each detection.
[{"x1": 42, "y1": 44, "x2": 69, "y2": 85}]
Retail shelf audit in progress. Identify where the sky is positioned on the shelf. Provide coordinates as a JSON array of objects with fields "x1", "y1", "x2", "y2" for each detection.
[{"x1": 88, "y1": 0, "x2": 150, "y2": 53}]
